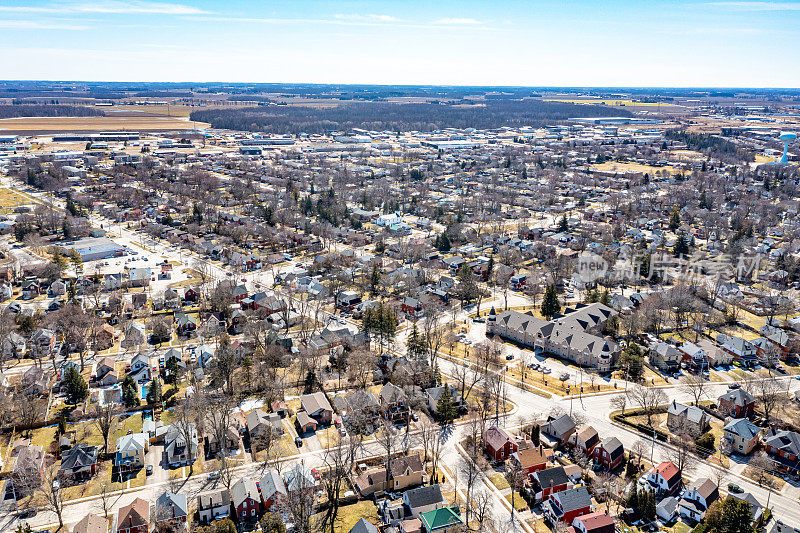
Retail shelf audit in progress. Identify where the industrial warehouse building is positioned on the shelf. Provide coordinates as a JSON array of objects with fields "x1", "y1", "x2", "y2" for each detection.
[{"x1": 58, "y1": 237, "x2": 127, "y2": 262}]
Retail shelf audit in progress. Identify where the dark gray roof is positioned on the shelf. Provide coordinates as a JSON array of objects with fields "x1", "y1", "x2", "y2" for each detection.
[
  {"x1": 349, "y1": 518, "x2": 379, "y2": 533},
  {"x1": 555, "y1": 486, "x2": 591, "y2": 512},
  {"x1": 404, "y1": 484, "x2": 444, "y2": 509},
  {"x1": 534, "y1": 466, "x2": 569, "y2": 488}
]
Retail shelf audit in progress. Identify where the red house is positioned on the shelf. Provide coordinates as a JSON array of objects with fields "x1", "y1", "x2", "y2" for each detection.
[
  {"x1": 546, "y1": 486, "x2": 591, "y2": 523},
  {"x1": 484, "y1": 426, "x2": 517, "y2": 462},
  {"x1": 184, "y1": 287, "x2": 200, "y2": 302},
  {"x1": 231, "y1": 478, "x2": 261, "y2": 522},
  {"x1": 532, "y1": 466, "x2": 571, "y2": 501},
  {"x1": 401, "y1": 297, "x2": 424, "y2": 319},
  {"x1": 508, "y1": 446, "x2": 548, "y2": 476},
  {"x1": 593, "y1": 436, "x2": 625, "y2": 471},
  {"x1": 117, "y1": 498, "x2": 150, "y2": 533},
  {"x1": 717, "y1": 388, "x2": 756, "y2": 419}
]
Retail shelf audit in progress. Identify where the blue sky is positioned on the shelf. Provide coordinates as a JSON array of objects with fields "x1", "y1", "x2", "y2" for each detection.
[{"x1": 0, "y1": 0, "x2": 798, "y2": 87}]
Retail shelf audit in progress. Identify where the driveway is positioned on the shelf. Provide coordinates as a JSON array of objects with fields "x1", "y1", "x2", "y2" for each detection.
[{"x1": 144, "y1": 444, "x2": 169, "y2": 486}]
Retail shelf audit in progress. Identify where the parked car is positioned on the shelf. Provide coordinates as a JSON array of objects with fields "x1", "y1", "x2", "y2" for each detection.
[
  {"x1": 728, "y1": 483, "x2": 743, "y2": 494},
  {"x1": 146, "y1": 465, "x2": 153, "y2": 476},
  {"x1": 295, "y1": 437, "x2": 303, "y2": 448}
]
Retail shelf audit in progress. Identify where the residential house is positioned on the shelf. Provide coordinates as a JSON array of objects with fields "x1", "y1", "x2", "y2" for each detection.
[
  {"x1": 401, "y1": 297, "x2": 424, "y2": 319},
  {"x1": 205, "y1": 412, "x2": 241, "y2": 456},
  {"x1": 59, "y1": 443, "x2": 98, "y2": 481},
  {"x1": 729, "y1": 492, "x2": 764, "y2": 527},
  {"x1": 419, "y1": 507, "x2": 463, "y2": 533},
  {"x1": 295, "y1": 410, "x2": 318, "y2": 434},
  {"x1": 73, "y1": 513, "x2": 108, "y2": 533},
  {"x1": 115, "y1": 433, "x2": 148, "y2": 473},
  {"x1": 350, "y1": 519, "x2": 380, "y2": 533},
  {"x1": 640, "y1": 461, "x2": 682, "y2": 495},
  {"x1": 230, "y1": 477, "x2": 261, "y2": 522},
  {"x1": 259, "y1": 470, "x2": 287, "y2": 512},
  {"x1": 174, "y1": 313, "x2": 197, "y2": 335},
  {"x1": 379, "y1": 382, "x2": 408, "y2": 421},
  {"x1": 31, "y1": 328, "x2": 56, "y2": 357},
  {"x1": 355, "y1": 454, "x2": 425, "y2": 495},
  {"x1": 593, "y1": 436, "x2": 625, "y2": 471},
  {"x1": 717, "y1": 334, "x2": 760, "y2": 367},
  {"x1": 197, "y1": 490, "x2": 231, "y2": 524},
  {"x1": 1, "y1": 331, "x2": 26, "y2": 358},
  {"x1": 649, "y1": 342, "x2": 681, "y2": 373},
  {"x1": 531, "y1": 466, "x2": 571, "y2": 501},
  {"x1": 284, "y1": 463, "x2": 317, "y2": 495},
  {"x1": 541, "y1": 414, "x2": 576, "y2": 445},
  {"x1": 723, "y1": 418, "x2": 762, "y2": 455},
  {"x1": 164, "y1": 422, "x2": 198, "y2": 467},
  {"x1": 718, "y1": 388, "x2": 756, "y2": 419},
  {"x1": 10, "y1": 444, "x2": 44, "y2": 496},
  {"x1": 154, "y1": 491, "x2": 188, "y2": 530},
  {"x1": 484, "y1": 425, "x2": 518, "y2": 461},
  {"x1": 508, "y1": 446, "x2": 548, "y2": 476},
  {"x1": 567, "y1": 425, "x2": 599, "y2": 454},
  {"x1": 122, "y1": 321, "x2": 147, "y2": 349},
  {"x1": 22, "y1": 366, "x2": 52, "y2": 396},
  {"x1": 543, "y1": 486, "x2": 592, "y2": 523},
  {"x1": 666, "y1": 400, "x2": 709, "y2": 437},
  {"x1": 657, "y1": 496, "x2": 679, "y2": 524},
  {"x1": 129, "y1": 268, "x2": 151, "y2": 287},
  {"x1": 425, "y1": 385, "x2": 465, "y2": 416},
  {"x1": 403, "y1": 484, "x2": 445, "y2": 518},
  {"x1": 678, "y1": 477, "x2": 719, "y2": 522},
  {"x1": 300, "y1": 392, "x2": 333, "y2": 424},
  {"x1": 128, "y1": 352, "x2": 151, "y2": 383},
  {"x1": 764, "y1": 429, "x2": 800, "y2": 472},
  {"x1": 116, "y1": 498, "x2": 150, "y2": 533},
  {"x1": 572, "y1": 511, "x2": 615, "y2": 533}
]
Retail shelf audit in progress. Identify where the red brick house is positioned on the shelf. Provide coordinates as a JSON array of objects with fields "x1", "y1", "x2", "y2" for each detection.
[
  {"x1": 531, "y1": 466, "x2": 571, "y2": 501},
  {"x1": 593, "y1": 436, "x2": 624, "y2": 471},
  {"x1": 572, "y1": 510, "x2": 615, "y2": 533},
  {"x1": 717, "y1": 388, "x2": 756, "y2": 419},
  {"x1": 117, "y1": 497, "x2": 150, "y2": 533},
  {"x1": 484, "y1": 426, "x2": 517, "y2": 462},
  {"x1": 401, "y1": 297, "x2": 424, "y2": 319},
  {"x1": 231, "y1": 478, "x2": 260, "y2": 522},
  {"x1": 545, "y1": 486, "x2": 592, "y2": 523}
]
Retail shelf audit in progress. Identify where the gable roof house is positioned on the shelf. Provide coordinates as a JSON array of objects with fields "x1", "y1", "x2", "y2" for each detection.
[
  {"x1": 484, "y1": 425, "x2": 518, "y2": 462},
  {"x1": 593, "y1": 436, "x2": 625, "y2": 471},
  {"x1": 197, "y1": 489, "x2": 231, "y2": 524},
  {"x1": 73, "y1": 513, "x2": 108, "y2": 533},
  {"x1": 678, "y1": 477, "x2": 719, "y2": 522},
  {"x1": 567, "y1": 425, "x2": 600, "y2": 453},
  {"x1": 300, "y1": 392, "x2": 333, "y2": 424},
  {"x1": 572, "y1": 511, "x2": 615, "y2": 533},
  {"x1": 640, "y1": 460, "x2": 682, "y2": 496},
  {"x1": 764, "y1": 428, "x2": 800, "y2": 472},
  {"x1": 59, "y1": 443, "x2": 98, "y2": 481},
  {"x1": 403, "y1": 484, "x2": 446, "y2": 518},
  {"x1": 164, "y1": 422, "x2": 198, "y2": 468},
  {"x1": 154, "y1": 491, "x2": 188, "y2": 530},
  {"x1": 543, "y1": 486, "x2": 592, "y2": 524},
  {"x1": 718, "y1": 388, "x2": 756, "y2": 419},
  {"x1": 259, "y1": 470, "x2": 287, "y2": 511},
  {"x1": 508, "y1": 446, "x2": 548, "y2": 476},
  {"x1": 231, "y1": 477, "x2": 261, "y2": 523},
  {"x1": 541, "y1": 414, "x2": 576, "y2": 445},
  {"x1": 666, "y1": 400, "x2": 709, "y2": 438},
  {"x1": 116, "y1": 497, "x2": 150, "y2": 533},
  {"x1": 531, "y1": 465, "x2": 572, "y2": 501}
]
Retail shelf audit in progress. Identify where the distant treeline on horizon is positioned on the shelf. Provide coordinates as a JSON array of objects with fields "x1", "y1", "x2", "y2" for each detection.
[{"x1": 188, "y1": 100, "x2": 633, "y2": 134}]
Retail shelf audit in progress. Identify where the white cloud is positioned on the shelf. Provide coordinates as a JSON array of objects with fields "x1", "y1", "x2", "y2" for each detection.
[
  {"x1": 333, "y1": 14, "x2": 401, "y2": 23},
  {"x1": 706, "y1": 2, "x2": 800, "y2": 10},
  {"x1": 433, "y1": 17, "x2": 483, "y2": 25},
  {"x1": 0, "y1": 1, "x2": 211, "y2": 15},
  {"x1": 0, "y1": 20, "x2": 87, "y2": 30}
]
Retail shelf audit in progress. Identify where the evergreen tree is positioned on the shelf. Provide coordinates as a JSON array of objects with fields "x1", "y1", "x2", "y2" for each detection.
[
  {"x1": 370, "y1": 264, "x2": 381, "y2": 294},
  {"x1": 669, "y1": 208, "x2": 681, "y2": 232},
  {"x1": 63, "y1": 366, "x2": 88, "y2": 405},
  {"x1": 165, "y1": 357, "x2": 179, "y2": 385},
  {"x1": 407, "y1": 323, "x2": 426, "y2": 360},
  {"x1": 600, "y1": 290, "x2": 611, "y2": 306},
  {"x1": 557, "y1": 214, "x2": 569, "y2": 232},
  {"x1": 456, "y1": 265, "x2": 479, "y2": 306},
  {"x1": 486, "y1": 255, "x2": 495, "y2": 281},
  {"x1": 627, "y1": 486, "x2": 639, "y2": 510},
  {"x1": 541, "y1": 284, "x2": 561, "y2": 319},
  {"x1": 122, "y1": 375, "x2": 140, "y2": 407},
  {"x1": 674, "y1": 233, "x2": 690, "y2": 258},
  {"x1": 436, "y1": 387, "x2": 457, "y2": 424},
  {"x1": 146, "y1": 376, "x2": 162, "y2": 405}
]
